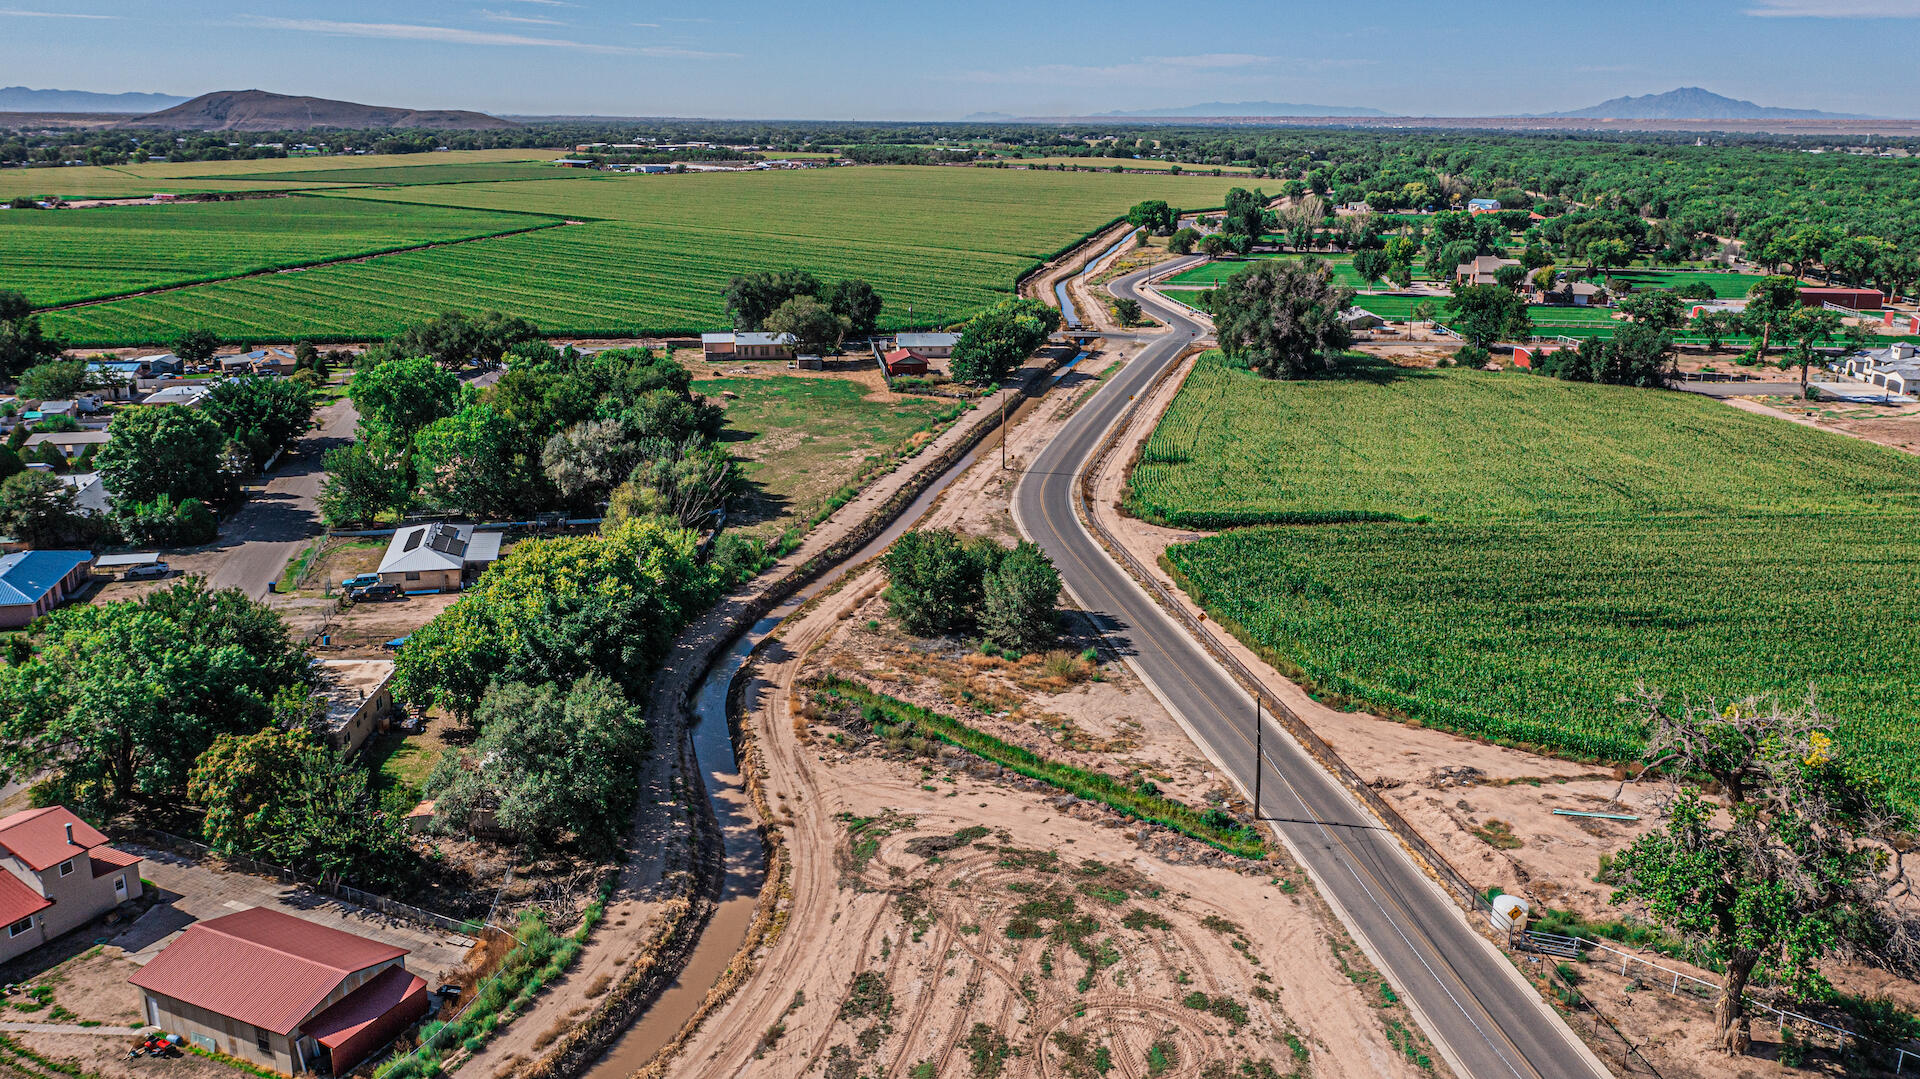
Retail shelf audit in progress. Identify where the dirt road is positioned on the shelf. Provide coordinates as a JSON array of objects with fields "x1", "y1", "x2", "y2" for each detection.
[{"x1": 202, "y1": 396, "x2": 356, "y2": 598}]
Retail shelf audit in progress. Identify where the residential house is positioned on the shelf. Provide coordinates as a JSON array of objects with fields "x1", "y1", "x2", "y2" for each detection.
[
  {"x1": 896, "y1": 332, "x2": 961, "y2": 359},
  {"x1": 377, "y1": 522, "x2": 504, "y2": 593},
  {"x1": 1337, "y1": 308, "x2": 1386, "y2": 332},
  {"x1": 0, "y1": 807, "x2": 141, "y2": 962},
  {"x1": 1454, "y1": 255, "x2": 1522, "y2": 287},
  {"x1": 312, "y1": 659, "x2": 396, "y2": 755},
  {"x1": 86, "y1": 362, "x2": 143, "y2": 400},
  {"x1": 1539, "y1": 278, "x2": 1605, "y2": 307},
  {"x1": 137, "y1": 353, "x2": 186, "y2": 377},
  {"x1": 130, "y1": 908, "x2": 429, "y2": 1075},
  {"x1": 700, "y1": 332, "x2": 737, "y2": 360},
  {"x1": 57, "y1": 473, "x2": 111, "y2": 517},
  {"x1": 139, "y1": 384, "x2": 211, "y2": 408},
  {"x1": 880, "y1": 348, "x2": 928, "y2": 376},
  {"x1": 0, "y1": 551, "x2": 94, "y2": 628},
  {"x1": 221, "y1": 349, "x2": 294, "y2": 375},
  {"x1": 23, "y1": 430, "x2": 110, "y2": 460},
  {"x1": 1466, "y1": 198, "x2": 1502, "y2": 213},
  {"x1": 1841, "y1": 342, "x2": 1920, "y2": 393}
]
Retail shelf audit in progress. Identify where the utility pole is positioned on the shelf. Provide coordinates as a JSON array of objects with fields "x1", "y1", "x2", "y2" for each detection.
[{"x1": 1253, "y1": 695, "x2": 1263, "y2": 820}]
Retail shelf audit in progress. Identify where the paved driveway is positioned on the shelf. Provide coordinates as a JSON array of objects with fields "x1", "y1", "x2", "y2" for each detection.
[{"x1": 111, "y1": 846, "x2": 472, "y2": 983}]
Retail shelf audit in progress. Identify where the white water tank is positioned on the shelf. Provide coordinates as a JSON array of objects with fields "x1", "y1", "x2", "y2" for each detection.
[{"x1": 1489, "y1": 893, "x2": 1531, "y2": 933}]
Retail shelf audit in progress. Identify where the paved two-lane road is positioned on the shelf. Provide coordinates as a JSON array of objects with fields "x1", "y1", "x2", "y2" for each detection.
[{"x1": 1013, "y1": 263, "x2": 1609, "y2": 1079}]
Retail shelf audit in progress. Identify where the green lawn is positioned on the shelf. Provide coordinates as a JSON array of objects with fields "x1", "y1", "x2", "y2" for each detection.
[
  {"x1": 217, "y1": 163, "x2": 574, "y2": 186},
  {"x1": 1137, "y1": 354, "x2": 1920, "y2": 803},
  {"x1": 693, "y1": 373, "x2": 965, "y2": 538},
  {"x1": 3, "y1": 196, "x2": 549, "y2": 306},
  {"x1": 43, "y1": 166, "x2": 1257, "y2": 344},
  {"x1": 1606, "y1": 268, "x2": 1766, "y2": 298}
]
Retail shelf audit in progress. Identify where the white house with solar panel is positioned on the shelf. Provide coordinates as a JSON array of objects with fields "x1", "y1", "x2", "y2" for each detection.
[{"x1": 376, "y1": 522, "x2": 504, "y2": 593}]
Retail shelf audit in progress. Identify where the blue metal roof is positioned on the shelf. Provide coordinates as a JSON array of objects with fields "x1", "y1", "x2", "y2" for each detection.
[{"x1": 0, "y1": 551, "x2": 91, "y2": 607}]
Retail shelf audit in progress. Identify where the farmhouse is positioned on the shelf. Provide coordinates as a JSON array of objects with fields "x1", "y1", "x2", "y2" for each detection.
[
  {"x1": 130, "y1": 908, "x2": 429, "y2": 1076},
  {"x1": 377, "y1": 522, "x2": 503, "y2": 593},
  {"x1": 312, "y1": 658, "x2": 397, "y2": 755},
  {"x1": 1466, "y1": 198, "x2": 1502, "y2": 213},
  {"x1": 701, "y1": 331, "x2": 797, "y2": 361},
  {"x1": 0, "y1": 551, "x2": 94, "y2": 628},
  {"x1": 0, "y1": 807, "x2": 141, "y2": 963},
  {"x1": 881, "y1": 348, "x2": 928, "y2": 376},
  {"x1": 1841, "y1": 342, "x2": 1920, "y2": 393},
  {"x1": 1454, "y1": 255, "x2": 1521, "y2": 287},
  {"x1": 23, "y1": 430, "x2": 110, "y2": 460},
  {"x1": 896, "y1": 332, "x2": 960, "y2": 359}
]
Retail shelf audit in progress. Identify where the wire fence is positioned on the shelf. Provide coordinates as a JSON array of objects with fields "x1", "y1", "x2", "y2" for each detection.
[
  {"x1": 1518, "y1": 930, "x2": 1920, "y2": 1073},
  {"x1": 133, "y1": 829, "x2": 480, "y2": 938}
]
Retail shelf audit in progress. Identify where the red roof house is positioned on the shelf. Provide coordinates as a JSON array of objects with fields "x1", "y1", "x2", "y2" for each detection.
[
  {"x1": 131, "y1": 908, "x2": 427, "y2": 1075},
  {"x1": 0, "y1": 807, "x2": 141, "y2": 962},
  {"x1": 881, "y1": 348, "x2": 928, "y2": 376}
]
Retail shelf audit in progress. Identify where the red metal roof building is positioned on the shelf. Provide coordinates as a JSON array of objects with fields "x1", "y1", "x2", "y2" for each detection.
[
  {"x1": 1799, "y1": 286, "x2": 1884, "y2": 311},
  {"x1": 881, "y1": 348, "x2": 929, "y2": 376},
  {"x1": 131, "y1": 908, "x2": 427, "y2": 1075},
  {"x1": 0, "y1": 806, "x2": 141, "y2": 963}
]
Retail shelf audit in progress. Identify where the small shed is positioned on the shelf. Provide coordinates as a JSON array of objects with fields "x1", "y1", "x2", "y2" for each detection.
[{"x1": 881, "y1": 348, "x2": 928, "y2": 376}]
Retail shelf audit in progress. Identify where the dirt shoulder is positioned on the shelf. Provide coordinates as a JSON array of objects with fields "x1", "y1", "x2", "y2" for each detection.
[{"x1": 661, "y1": 340, "x2": 1449, "y2": 1079}]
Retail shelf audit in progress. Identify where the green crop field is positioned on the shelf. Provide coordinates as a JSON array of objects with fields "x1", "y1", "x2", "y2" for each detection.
[
  {"x1": 1137, "y1": 353, "x2": 1920, "y2": 801},
  {"x1": 1, "y1": 196, "x2": 550, "y2": 306},
  {"x1": 0, "y1": 149, "x2": 553, "y2": 200},
  {"x1": 40, "y1": 166, "x2": 1254, "y2": 344},
  {"x1": 216, "y1": 163, "x2": 572, "y2": 186}
]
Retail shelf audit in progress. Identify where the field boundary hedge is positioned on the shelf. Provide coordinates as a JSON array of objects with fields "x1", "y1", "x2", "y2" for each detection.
[{"x1": 805, "y1": 675, "x2": 1266, "y2": 858}]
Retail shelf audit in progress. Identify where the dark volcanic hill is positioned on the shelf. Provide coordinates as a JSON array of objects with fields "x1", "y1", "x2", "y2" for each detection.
[
  {"x1": 1548, "y1": 87, "x2": 1861, "y2": 120},
  {"x1": 125, "y1": 90, "x2": 517, "y2": 131}
]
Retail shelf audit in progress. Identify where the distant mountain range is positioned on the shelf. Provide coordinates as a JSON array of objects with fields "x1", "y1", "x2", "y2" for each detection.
[
  {"x1": 126, "y1": 90, "x2": 517, "y2": 131},
  {"x1": 0, "y1": 86, "x2": 190, "y2": 113},
  {"x1": 1098, "y1": 100, "x2": 1389, "y2": 118},
  {"x1": 1545, "y1": 87, "x2": 1863, "y2": 120}
]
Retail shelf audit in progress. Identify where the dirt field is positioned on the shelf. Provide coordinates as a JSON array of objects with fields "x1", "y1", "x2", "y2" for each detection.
[
  {"x1": 1089, "y1": 345, "x2": 1920, "y2": 1077},
  {"x1": 662, "y1": 347, "x2": 1447, "y2": 1079}
]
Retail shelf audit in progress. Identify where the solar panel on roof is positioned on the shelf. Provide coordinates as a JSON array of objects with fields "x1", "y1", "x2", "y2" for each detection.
[{"x1": 402, "y1": 530, "x2": 422, "y2": 552}]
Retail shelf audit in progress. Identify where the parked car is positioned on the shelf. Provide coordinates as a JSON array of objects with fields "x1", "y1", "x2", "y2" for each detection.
[
  {"x1": 347, "y1": 582, "x2": 402, "y2": 602},
  {"x1": 123, "y1": 562, "x2": 171, "y2": 580},
  {"x1": 341, "y1": 573, "x2": 380, "y2": 590}
]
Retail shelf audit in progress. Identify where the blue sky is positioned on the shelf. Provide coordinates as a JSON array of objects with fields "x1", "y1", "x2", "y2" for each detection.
[{"x1": 5, "y1": 0, "x2": 1920, "y2": 119}]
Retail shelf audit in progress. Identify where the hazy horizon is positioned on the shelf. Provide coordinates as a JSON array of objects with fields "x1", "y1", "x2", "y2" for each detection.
[{"x1": 4, "y1": 0, "x2": 1920, "y2": 121}]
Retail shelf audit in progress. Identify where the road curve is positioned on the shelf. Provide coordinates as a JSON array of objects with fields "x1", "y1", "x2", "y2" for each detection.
[{"x1": 1013, "y1": 264, "x2": 1609, "y2": 1079}]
